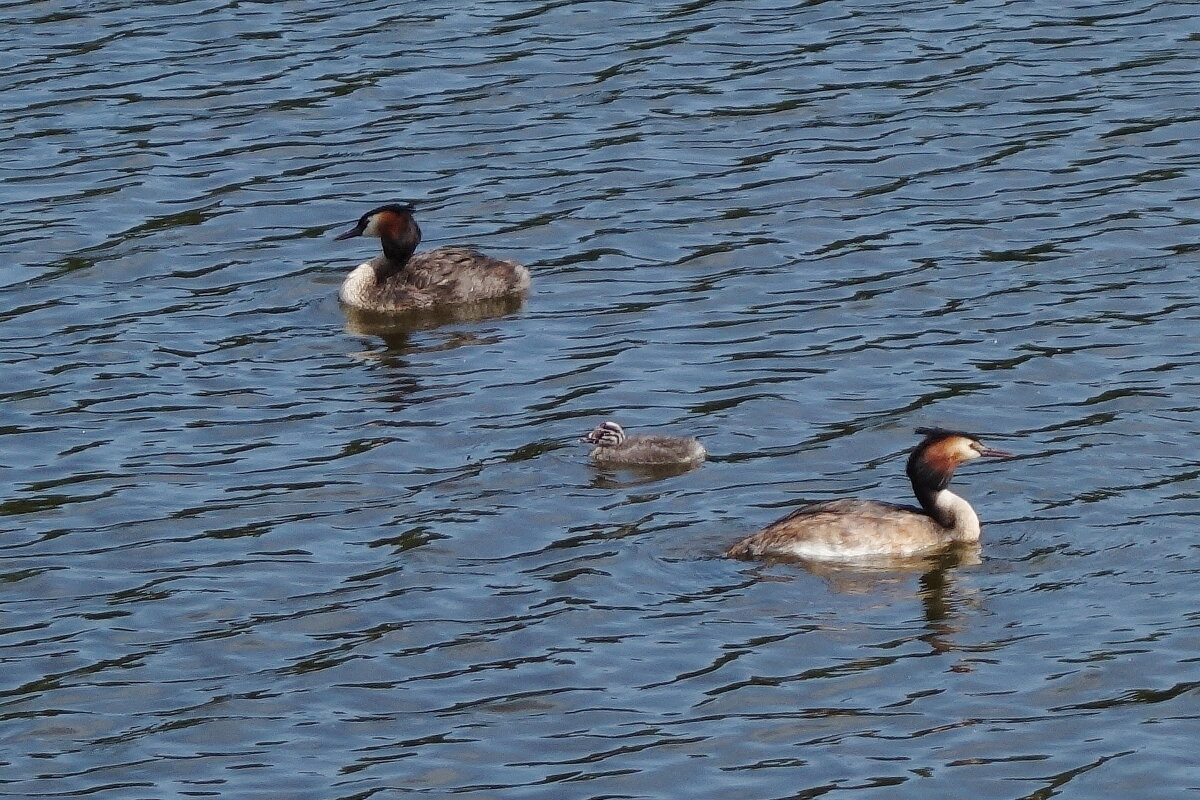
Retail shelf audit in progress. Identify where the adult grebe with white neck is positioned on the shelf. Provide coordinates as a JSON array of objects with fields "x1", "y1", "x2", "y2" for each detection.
[{"x1": 726, "y1": 428, "x2": 1012, "y2": 561}]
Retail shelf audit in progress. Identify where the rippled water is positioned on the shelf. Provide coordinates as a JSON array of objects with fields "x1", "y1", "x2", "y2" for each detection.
[{"x1": 3, "y1": 1, "x2": 1200, "y2": 797}]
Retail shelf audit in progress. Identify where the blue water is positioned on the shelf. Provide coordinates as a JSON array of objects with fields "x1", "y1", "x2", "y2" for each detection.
[{"x1": 3, "y1": 1, "x2": 1200, "y2": 798}]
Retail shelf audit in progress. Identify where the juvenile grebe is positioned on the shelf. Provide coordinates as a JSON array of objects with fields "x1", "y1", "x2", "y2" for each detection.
[
  {"x1": 726, "y1": 428, "x2": 1012, "y2": 561},
  {"x1": 581, "y1": 421, "x2": 706, "y2": 467},
  {"x1": 334, "y1": 204, "x2": 531, "y2": 313}
]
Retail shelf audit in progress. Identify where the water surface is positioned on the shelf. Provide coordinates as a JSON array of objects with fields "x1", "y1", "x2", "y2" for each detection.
[{"x1": 3, "y1": 1, "x2": 1200, "y2": 798}]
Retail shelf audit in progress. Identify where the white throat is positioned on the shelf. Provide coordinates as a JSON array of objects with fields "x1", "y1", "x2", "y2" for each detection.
[{"x1": 933, "y1": 489, "x2": 981, "y2": 541}]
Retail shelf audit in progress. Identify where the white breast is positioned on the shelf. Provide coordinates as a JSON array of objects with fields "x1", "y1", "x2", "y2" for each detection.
[{"x1": 339, "y1": 263, "x2": 376, "y2": 309}]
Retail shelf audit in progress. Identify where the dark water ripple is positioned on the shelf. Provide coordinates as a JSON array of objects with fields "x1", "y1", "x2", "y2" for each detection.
[{"x1": 3, "y1": 0, "x2": 1200, "y2": 798}]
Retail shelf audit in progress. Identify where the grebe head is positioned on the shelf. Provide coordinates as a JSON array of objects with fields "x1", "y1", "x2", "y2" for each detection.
[
  {"x1": 334, "y1": 204, "x2": 421, "y2": 243},
  {"x1": 907, "y1": 427, "x2": 1012, "y2": 492},
  {"x1": 581, "y1": 421, "x2": 626, "y2": 448},
  {"x1": 335, "y1": 204, "x2": 422, "y2": 270}
]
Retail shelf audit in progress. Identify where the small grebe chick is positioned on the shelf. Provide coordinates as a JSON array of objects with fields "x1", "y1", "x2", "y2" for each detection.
[
  {"x1": 581, "y1": 421, "x2": 706, "y2": 467},
  {"x1": 334, "y1": 204, "x2": 531, "y2": 313},
  {"x1": 726, "y1": 428, "x2": 1012, "y2": 561}
]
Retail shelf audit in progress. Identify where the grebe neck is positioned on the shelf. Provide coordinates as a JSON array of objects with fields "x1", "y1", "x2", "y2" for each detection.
[
  {"x1": 374, "y1": 211, "x2": 422, "y2": 280},
  {"x1": 377, "y1": 236, "x2": 418, "y2": 280},
  {"x1": 911, "y1": 459, "x2": 975, "y2": 536},
  {"x1": 917, "y1": 487, "x2": 981, "y2": 540}
]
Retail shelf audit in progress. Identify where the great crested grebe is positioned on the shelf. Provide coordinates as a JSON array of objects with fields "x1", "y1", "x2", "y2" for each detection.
[
  {"x1": 726, "y1": 428, "x2": 1012, "y2": 561},
  {"x1": 333, "y1": 204, "x2": 531, "y2": 313},
  {"x1": 581, "y1": 421, "x2": 707, "y2": 467}
]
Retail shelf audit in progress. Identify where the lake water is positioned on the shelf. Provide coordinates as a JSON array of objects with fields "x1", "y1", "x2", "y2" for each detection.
[{"x1": 3, "y1": 1, "x2": 1200, "y2": 798}]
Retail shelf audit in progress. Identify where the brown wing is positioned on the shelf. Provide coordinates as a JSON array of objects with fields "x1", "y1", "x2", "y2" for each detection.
[
  {"x1": 371, "y1": 281, "x2": 437, "y2": 311},
  {"x1": 769, "y1": 499, "x2": 922, "y2": 527},
  {"x1": 726, "y1": 499, "x2": 943, "y2": 560},
  {"x1": 405, "y1": 247, "x2": 530, "y2": 301}
]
